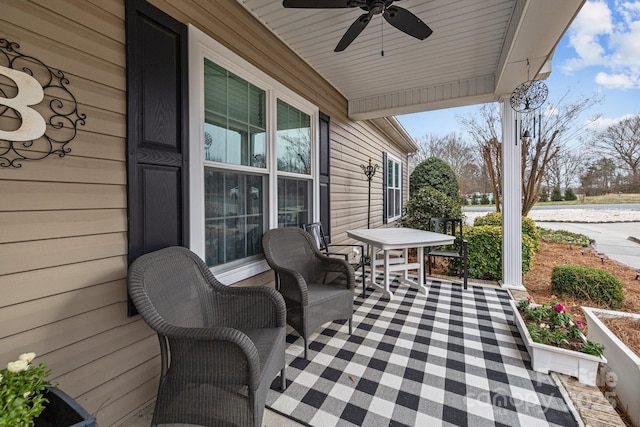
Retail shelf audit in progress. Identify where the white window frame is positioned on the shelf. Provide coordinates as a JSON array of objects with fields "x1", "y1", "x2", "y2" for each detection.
[
  {"x1": 188, "y1": 25, "x2": 319, "y2": 284},
  {"x1": 386, "y1": 153, "x2": 402, "y2": 222}
]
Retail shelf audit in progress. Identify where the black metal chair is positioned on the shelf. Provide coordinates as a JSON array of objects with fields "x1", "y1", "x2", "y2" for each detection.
[
  {"x1": 427, "y1": 218, "x2": 469, "y2": 290},
  {"x1": 128, "y1": 246, "x2": 286, "y2": 427},
  {"x1": 303, "y1": 222, "x2": 367, "y2": 297},
  {"x1": 262, "y1": 227, "x2": 354, "y2": 360}
]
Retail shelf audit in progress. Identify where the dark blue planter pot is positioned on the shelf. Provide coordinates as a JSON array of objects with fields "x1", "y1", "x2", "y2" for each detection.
[{"x1": 34, "y1": 387, "x2": 96, "y2": 427}]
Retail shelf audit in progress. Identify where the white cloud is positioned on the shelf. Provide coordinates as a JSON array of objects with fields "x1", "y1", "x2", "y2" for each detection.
[
  {"x1": 586, "y1": 112, "x2": 638, "y2": 131},
  {"x1": 562, "y1": 0, "x2": 640, "y2": 89},
  {"x1": 594, "y1": 71, "x2": 639, "y2": 88},
  {"x1": 562, "y1": 0, "x2": 613, "y2": 73}
]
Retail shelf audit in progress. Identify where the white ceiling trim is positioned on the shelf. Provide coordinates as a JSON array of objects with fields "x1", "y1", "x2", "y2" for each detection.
[{"x1": 349, "y1": 74, "x2": 496, "y2": 120}]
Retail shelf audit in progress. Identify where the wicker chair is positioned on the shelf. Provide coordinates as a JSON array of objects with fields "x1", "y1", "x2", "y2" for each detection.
[
  {"x1": 127, "y1": 246, "x2": 286, "y2": 427},
  {"x1": 262, "y1": 227, "x2": 354, "y2": 360},
  {"x1": 427, "y1": 217, "x2": 469, "y2": 290}
]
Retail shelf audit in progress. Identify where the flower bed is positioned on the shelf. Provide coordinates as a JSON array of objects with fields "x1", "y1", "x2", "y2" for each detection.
[
  {"x1": 511, "y1": 298, "x2": 606, "y2": 386},
  {"x1": 583, "y1": 307, "x2": 640, "y2": 427}
]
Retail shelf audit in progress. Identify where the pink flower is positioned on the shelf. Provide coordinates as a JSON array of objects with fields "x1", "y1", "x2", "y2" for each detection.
[
  {"x1": 575, "y1": 320, "x2": 584, "y2": 328},
  {"x1": 553, "y1": 303, "x2": 564, "y2": 313},
  {"x1": 527, "y1": 295, "x2": 534, "y2": 302}
]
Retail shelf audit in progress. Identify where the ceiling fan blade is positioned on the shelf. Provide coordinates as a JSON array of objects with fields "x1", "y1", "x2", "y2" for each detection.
[
  {"x1": 282, "y1": 0, "x2": 363, "y2": 8},
  {"x1": 383, "y1": 6, "x2": 433, "y2": 40},
  {"x1": 335, "y1": 11, "x2": 373, "y2": 52}
]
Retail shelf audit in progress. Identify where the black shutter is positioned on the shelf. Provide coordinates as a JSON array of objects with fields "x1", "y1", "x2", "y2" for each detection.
[
  {"x1": 319, "y1": 112, "x2": 331, "y2": 242},
  {"x1": 126, "y1": 0, "x2": 189, "y2": 315},
  {"x1": 382, "y1": 152, "x2": 388, "y2": 224}
]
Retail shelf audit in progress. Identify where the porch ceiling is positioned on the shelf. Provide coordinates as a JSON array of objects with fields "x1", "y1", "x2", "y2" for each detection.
[{"x1": 238, "y1": 0, "x2": 585, "y2": 120}]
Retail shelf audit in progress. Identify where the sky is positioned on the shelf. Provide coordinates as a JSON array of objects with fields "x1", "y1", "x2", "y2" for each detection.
[{"x1": 397, "y1": 0, "x2": 640, "y2": 141}]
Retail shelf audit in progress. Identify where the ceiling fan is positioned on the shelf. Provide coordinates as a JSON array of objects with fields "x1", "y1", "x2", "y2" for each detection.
[{"x1": 282, "y1": 0, "x2": 433, "y2": 52}]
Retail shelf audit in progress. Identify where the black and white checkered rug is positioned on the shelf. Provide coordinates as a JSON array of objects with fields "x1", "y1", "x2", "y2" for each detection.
[{"x1": 266, "y1": 277, "x2": 578, "y2": 427}]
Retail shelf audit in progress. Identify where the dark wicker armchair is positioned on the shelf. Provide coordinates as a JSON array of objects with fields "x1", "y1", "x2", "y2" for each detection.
[
  {"x1": 262, "y1": 227, "x2": 354, "y2": 360},
  {"x1": 127, "y1": 246, "x2": 286, "y2": 427}
]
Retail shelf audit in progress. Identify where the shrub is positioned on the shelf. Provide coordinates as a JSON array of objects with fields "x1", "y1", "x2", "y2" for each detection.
[
  {"x1": 400, "y1": 187, "x2": 462, "y2": 231},
  {"x1": 465, "y1": 225, "x2": 535, "y2": 281},
  {"x1": 551, "y1": 265, "x2": 624, "y2": 308},
  {"x1": 564, "y1": 187, "x2": 577, "y2": 201},
  {"x1": 480, "y1": 193, "x2": 490, "y2": 204},
  {"x1": 551, "y1": 185, "x2": 563, "y2": 201},
  {"x1": 409, "y1": 157, "x2": 459, "y2": 200},
  {"x1": 537, "y1": 227, "x2": 594, "y2": 247},
  {"x1": 473, "y1": 212, "x2": 540, "y2": 251}
]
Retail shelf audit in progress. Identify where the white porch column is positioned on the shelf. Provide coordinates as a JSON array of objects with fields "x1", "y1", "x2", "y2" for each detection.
[{"x1": 500, "y1": 98, "x2": 525, "y2": 289}]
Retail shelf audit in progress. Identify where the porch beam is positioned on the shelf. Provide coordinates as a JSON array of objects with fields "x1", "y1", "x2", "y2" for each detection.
[
  {"x1": 348, "y1": 75, "x2": 496, "y2": 121},
  {"x1": 500, "y1": 98, "x2": 525, "y2": 290}
]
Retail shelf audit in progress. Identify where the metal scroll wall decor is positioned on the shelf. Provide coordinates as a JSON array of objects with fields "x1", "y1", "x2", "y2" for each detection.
[{"x1": 0, "y1": 38, "x2": 86, "y2": 168}]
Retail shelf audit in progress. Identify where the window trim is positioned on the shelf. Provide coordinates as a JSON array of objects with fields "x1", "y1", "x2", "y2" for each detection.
[
  {"x1": 386, "y1": 152, "x2": 403, "y2": 223},
  {"x1": 188, "y1": 25, "x2": 319, "y2": 284}
]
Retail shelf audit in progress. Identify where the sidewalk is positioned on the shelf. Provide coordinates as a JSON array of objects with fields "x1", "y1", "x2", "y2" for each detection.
[{"x1": 536, "y1": 221, "x2": 640, "y2": 269}]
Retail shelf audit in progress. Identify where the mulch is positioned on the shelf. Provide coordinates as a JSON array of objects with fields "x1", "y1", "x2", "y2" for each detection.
[{"x1": 523, "y1": 240, "x2": 640, "y2": 357}]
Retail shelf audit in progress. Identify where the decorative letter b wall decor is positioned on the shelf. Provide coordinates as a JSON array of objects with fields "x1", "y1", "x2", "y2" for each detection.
[{"x1": 0, "y1": 39, "x2": 86, "y2": 168}]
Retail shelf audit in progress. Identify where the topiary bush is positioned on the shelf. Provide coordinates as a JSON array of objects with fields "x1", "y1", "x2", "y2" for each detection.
[
  {"x1": 551, "y1": 265, "x2": 624, "y2": 308},
  {"x1": 409, "y1": 157, "x2": 459, "y2": 200},
  {"x1": 400, "y1": 187, "x2": 462, "y2": 231},
  {"x1": 473, "y1": 212, "x2": 540, "y2": 251},
  {"x1": 465, "y1": 225, "x2": 535, "y2": 281}
]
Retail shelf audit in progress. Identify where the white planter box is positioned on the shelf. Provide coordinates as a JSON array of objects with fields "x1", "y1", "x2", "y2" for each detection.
[
  {"x1": 510, "y1": 300, "x2": 605, "y2": 386},
  {"x1": 583, "y1": 307, "x2": 640, "y2": 427}
]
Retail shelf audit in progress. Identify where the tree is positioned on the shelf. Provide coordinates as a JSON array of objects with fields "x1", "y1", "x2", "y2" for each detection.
[
  {"x1": 564, "y1": 187, "x2": 577, "y2": 201},
  {"x1": 591, "y1": 114, "x2": 640, "y2": 187},
  {"x1": 409, "y1": 157, "x2": 459, "y2": 200},
  {"x1": 411, "y1": 133, "x2": 484, "y2": 194},
  {"x1": 551, "y1": 185, "x2": 563, "y2": 201},
  {"x1": 544, "y1": 149, "x2": 585, "y2": 192},
  {"x1": 457, "y1": 105, "x2": 503, "y2": 211},
  {"x1": 459, "y1": 92, "x2": 601, "y2": 216},
  {"x1": 539, "y1": 186, "x2": 549, "y2": 202},
  {"x1": 580, "y1": 157, "x2": 617, "y2": 196},
  {"x1": 412, "y1": 133, "x2": 475, "y2": 174}
]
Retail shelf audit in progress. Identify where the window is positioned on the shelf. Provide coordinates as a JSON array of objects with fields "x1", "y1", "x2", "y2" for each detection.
[
  {"x1": 386, "y1": 154, "x2": 402, "y2": 221},
  {"x1": 189, "y1": 26, "x2": 318, "y2": 281}
]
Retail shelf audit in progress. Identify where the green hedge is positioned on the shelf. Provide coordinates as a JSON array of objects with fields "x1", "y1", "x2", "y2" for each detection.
[
  {"x1": 551, "y1": 265, "x2": 624, "y2": 308},
  {"x1": 400, "y1": 187, "x2": 462, "y2": 231},
  {"x1": 465, "y1": 225, "x2": 535, "y2": 281},
  {"x1": 473, "y1": 212, "x2": 540, "y2": 251},
  {"x1": 409, "y1": 157, "x2": 459, "y2": 200}
]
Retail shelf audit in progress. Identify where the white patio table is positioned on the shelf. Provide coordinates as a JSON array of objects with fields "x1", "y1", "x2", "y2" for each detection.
[{"x1": 347, "y1": 228, "x2": 455, "y2": 300}]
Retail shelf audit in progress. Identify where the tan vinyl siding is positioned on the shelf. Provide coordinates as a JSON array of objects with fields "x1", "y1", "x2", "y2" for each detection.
[
  {"x1": 0, "y1": 1, "x2": 413, "y2": 425},
  {"x1": 0, "y1": 1, "x2": 144, "y2": 426}
]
